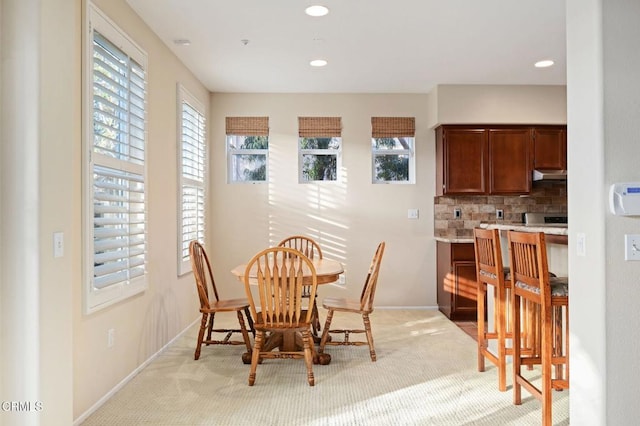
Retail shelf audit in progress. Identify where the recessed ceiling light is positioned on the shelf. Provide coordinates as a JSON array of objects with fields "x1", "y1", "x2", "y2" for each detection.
[
  {"x1": 305, "y1": 5, "x2": 329, "y2": 17},
  {"x1": 173, "y1": 39, "x2": 191, "y2": 46},
  {"x1": 535, "y1": 59, "x2": 554, "y2": 68},
  {"x1": 310, "y1": 59, "x2": 328, "y2": 67}
]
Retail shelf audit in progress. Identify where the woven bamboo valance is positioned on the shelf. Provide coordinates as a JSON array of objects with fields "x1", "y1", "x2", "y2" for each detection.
[
  {"x1": 371, "y1": 117, "x2": 415, "y2": 138},
  {"x1": 225, "y1": 116, "x2": 269, "y2": 136},
  {"x1": 298, "y1": 116, "x2": 342, "y2": 137}
]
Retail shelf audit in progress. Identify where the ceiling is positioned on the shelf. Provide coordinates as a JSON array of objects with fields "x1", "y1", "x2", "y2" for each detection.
[{"x1": 125, "y1": 0, "x2": 566, "y2": 94}]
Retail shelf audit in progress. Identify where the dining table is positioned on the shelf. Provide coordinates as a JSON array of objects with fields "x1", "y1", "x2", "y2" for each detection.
[{"x1": 231, "y1": 257, "x2": 344, "y2": 365}]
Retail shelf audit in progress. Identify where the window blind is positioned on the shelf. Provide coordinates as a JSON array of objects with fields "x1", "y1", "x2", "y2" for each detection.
[
  {"x1": 371, "y1": 117, "x2": 415, "y2": 138},
  {"x1": 90, "y1": 28, "x2": 147, "y2": 295},
  {"x1": 180, "y1": 100, "x2": 206, "y2": 263},
  {"x1": 225, "y1": 116, "x2": 269, "y2": 136},
  {"x1": 298, "y1": 117, "x2": 342, "y2": 137}
]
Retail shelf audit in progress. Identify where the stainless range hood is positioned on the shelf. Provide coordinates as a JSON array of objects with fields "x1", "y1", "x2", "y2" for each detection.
[{"x1": 532, "y1": 169, "x2": 567, "y2": 181}]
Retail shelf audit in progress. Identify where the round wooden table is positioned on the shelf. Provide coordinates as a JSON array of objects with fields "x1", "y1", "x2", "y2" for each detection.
[
  {"x1": 231, "y1": 257, "x2": 344, "y2": 285},
  {"x1": 231, "y1": 257, "x2": 343, "y2": 365}
]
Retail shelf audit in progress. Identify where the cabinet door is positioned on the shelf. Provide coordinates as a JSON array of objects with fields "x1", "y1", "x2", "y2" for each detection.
[
  {"x1": 488, "y1": 128, "x2": 531, "y2": 194},
  {"x1": 441, "y1": 128, "x2": 487, "y2": 195},
  {"x1": 452, "y1": 261, "x2": 478, "y2": 320},
  {"x1": 533, "y1": 127, "x2": 566, "y2": 170}
]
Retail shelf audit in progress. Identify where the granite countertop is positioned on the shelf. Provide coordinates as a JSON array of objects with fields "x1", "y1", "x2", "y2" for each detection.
[
  {"x1": 434, "y1": 222, "x2": 568, "y2": 244},
  {"x1": 480, "y1": 222, "x2": 568, "y2": 236},
  {"x1": 434, "y1": 236, "x2": 474, "y2": 244}
]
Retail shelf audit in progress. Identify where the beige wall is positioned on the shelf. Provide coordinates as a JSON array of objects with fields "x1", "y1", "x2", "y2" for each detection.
[
  {"x1": 71, "y1": 0, "x2": 209, "y2": 421},
  {"x1": 209, "y1": 94, "x2": 436, "y2": 308},
  {"x1": 429, "y1": 84, "x2": 567, "y2": 128},
  {"x1": 567, "y1": 0, "x2": 640, "y2": 423}
]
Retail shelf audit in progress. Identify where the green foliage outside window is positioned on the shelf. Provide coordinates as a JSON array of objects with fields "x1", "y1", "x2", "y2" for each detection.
[{"x1": 300, "y1": 137, "x2": 340, "y2": 181}]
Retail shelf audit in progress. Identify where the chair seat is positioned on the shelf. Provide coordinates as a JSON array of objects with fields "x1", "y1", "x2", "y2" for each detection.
[
  {"x1": 514, "y1": 276, "x2": 569, "y2": 297},
  {"x1": 322, "y1": 297, "x2": 367, "y2": 313},
  {"x1": 253, "y1": 311, "x2": 312, "y2": 330},
  {"x1": 204, "y1": 297, "x2": 251, "y2": 312},
  {"x1": 481, "y1": 266, "x2": 556, "y2": 283}
]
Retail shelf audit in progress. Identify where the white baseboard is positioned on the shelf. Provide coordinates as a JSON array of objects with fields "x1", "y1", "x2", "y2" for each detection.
[{"x1": 73, "y1": 317, "x2": 199, "y2": 425}]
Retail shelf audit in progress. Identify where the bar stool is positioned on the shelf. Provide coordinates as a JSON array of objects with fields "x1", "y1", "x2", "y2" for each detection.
[
  {"x1": 473, "y1": 228, "x2": 511, "y2": 391},
  {"x1": 507, "y1": 230, "x2": 569, "y2": 426}
]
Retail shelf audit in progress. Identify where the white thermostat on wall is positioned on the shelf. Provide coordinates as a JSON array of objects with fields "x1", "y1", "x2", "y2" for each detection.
[{"x1": 609, "y1": 183, "x2": 640, "y2": 216}]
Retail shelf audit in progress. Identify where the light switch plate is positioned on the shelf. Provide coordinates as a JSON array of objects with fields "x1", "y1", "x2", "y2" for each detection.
[
  {"x1": 407, "y1": 208, "x2": 419, "y2": 219},
  {"x1": 454, "y1": 208, "x2": 462, "y2": 219},
  {"x1": 624, "y1": 234, "x2": 640, "y2": 261}
]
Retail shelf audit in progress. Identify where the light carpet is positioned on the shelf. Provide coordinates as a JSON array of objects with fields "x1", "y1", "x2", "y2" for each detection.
[{"x1": 81, "y1": 309, "x2": 568, "y2": 425}]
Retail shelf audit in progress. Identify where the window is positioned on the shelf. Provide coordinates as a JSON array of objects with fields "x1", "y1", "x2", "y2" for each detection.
[
  {"x1": 298, "y1": 117, "x2": 342, "y2": 182},
  {"x1": 83, "y1": 5, "x2": 148, "y2": 313},
  {"x1": 177, "y1": 85, "x2": 206, "y2": 275},
  {"x1": 371, "y1": 117, "x2": 416, "y2": 184},
  {"x1": 226, "y1": 117, "x2": 269, "y2": 183}
]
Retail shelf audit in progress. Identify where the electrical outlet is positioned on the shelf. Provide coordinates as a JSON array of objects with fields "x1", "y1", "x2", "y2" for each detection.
[
  {"x1": 107, "y1": 328, "x2": 115, "y2": 348},
  {"x1": 453, "y1": 208, "x2": 462, "y2": 219},
  {"x1": 338, "y1": 275, "x2": 346, "y2": 285},
  {"x1": 53, "y1": 232, "x2": 64, "y2": 258},
  {"x1": 407, "y1": 208, "x2": 419, "y2": 219},
  {"x1": 576, "y1": 233, "x2": 586, "y2": 257},
  {"x1": 496, "y1": 209, "x2": 504, "y2": 220}
]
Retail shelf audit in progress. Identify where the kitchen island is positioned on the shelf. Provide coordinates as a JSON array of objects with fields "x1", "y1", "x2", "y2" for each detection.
[
  {"x1": 480, "y1": 222, "x2": 568, "y2": 276},
  {"x1": 434, "y1": 222, "x2": 568, "y2": 321}
]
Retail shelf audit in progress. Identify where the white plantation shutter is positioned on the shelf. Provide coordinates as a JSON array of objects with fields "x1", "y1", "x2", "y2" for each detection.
[
  {"x1": 84, "y1": 6, "x2": 148, "y2": 313},
  {"x1": 178, "y1": 86, "x2": 206, "y2": 275}
]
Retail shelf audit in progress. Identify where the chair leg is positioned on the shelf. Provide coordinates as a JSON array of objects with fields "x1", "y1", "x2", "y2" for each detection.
[
  {"x1": 319, "y1": 309, "x2": 334, "y2": 353},
  {"x1": 542, "y1": 308, "x2": 553, "y2": 426},
  {"x1": 477, "y1": 282, "x2": 487, "y2": 373},
  {"x1": 194, "y1": 313, "x2": 208, "y2": 360},
  {"x1": 244, "y1": 307, "x2": 255, "y2": 338},
  {"x1": 495, "y1": 285, "x2": 507, "y2": 392},
  {"x1": 248, "y1": 331, "x2": 264, "y2": 386},
  {"x1": 302, "y1": 329, "x2": 315, "y2": 386},
  {"x1": 311, "y1": 297, "x2": 321, "y2": 336},
  {"x1": 206, "y1": 312, "x2": 215, "y2": 343},
  {"x1": 362, "y1": 312, "x2": 376, "y2": 362},
  {"x1": 236, "y1": 310, "x2": 252, "y2": 353},
  {"x1": 513, "y1": 294, "x2": 522, "y2": 405}
]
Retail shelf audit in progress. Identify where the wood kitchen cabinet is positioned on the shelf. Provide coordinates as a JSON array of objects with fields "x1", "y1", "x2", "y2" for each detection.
[
  {"x1": 436, "y1": 241, "x2": 477, "y2": 320},
  {"x1": 435, "y1": 126, "x2": 487, "y2": 195},
  {"x1": 488, "y1": 128, "x2": 531, "y2": 194},
  {"x1": 532, "y1": 126, "x2": 567, "y2": 170},
  {"x1": 436, "y1": 125, "x2": 531, "y2": 195}
]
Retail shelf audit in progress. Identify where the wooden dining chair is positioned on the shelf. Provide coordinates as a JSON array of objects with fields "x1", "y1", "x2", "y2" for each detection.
[
  {"x1": 473, "y1": 227, "x2": 511, "y2": 391},
  {"x1": 507, "y1": 231, "x2": 569, "y2": 426},
  {"x1": 243, "y1": 246, "x2": 319, "y2": 386},
  {"x1": 189, "y1": 241, "x2": 254, "y2": 361},
  {"x1": 319, "y1": 242, "x2": 385, "y2": 362},
  {"x1": 277, "y1": 236, "x2": 323, "y2": 336}
]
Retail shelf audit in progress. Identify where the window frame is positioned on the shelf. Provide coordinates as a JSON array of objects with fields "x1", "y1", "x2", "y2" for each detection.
[
  {"x1": 297, "y1": 137, "x2": 343, "y2": 183},
  {"x1": 371, "y1": 136, "x2": 416, "y2": 184},
  {"x1": 226, "y1": 135, "x2": 269, "y2": 184},
  {"x1": 177, "y1": 84, "x2": 207, "y2": 276},
  {"x1": 82, "y1": 4, "x2": 149, "y2": 314}
]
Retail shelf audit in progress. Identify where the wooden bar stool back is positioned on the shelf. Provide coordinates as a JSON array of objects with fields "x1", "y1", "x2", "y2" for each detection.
[
  {"x1": 507, "y1": 231, "x2": 569, "y2": 426},
  {"x1": 473, "y1": 227, "x2": 511, "y2": 391}
]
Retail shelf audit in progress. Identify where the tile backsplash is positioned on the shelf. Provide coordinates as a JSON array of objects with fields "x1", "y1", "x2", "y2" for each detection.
[{"x1": 434, "y1": 182, "x2": 567, "y2": 239}]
